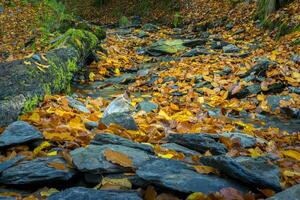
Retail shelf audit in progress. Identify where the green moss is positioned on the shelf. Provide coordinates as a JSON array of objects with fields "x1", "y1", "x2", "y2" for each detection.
[
  {"x1": 51, "y1": 29, "x2": 98, "y2": 52},
  {"x1": 22, "y1": 95, "x2": 40, "y2": 113}
]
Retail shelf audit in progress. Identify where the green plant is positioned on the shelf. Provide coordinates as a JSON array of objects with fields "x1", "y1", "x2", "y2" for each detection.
[
  {"x1": 119, "y1": 16, "x2": 130, "y2": 27},
  {"x1": 172, "y1": 12, "x2": 182, "y2": 28}
]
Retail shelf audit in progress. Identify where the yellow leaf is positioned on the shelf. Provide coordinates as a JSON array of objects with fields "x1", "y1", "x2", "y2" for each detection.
[
  {"x1": 186, "y1": 192, "x2": 207, "y2": 200},
  {"x1": 248, "y1": 147, "x2": 263, "y2": 157},
  {"x1": 115, "y1": 68, "x2": 121, "y2": 76},
  {"x1": 40, "y1": 188, "x2": 59, "y2": 197},
  {"x1": 33, "y1": 141, "x2": 51, "y2": 156},
  {"x1": 24, "y1": 61, "x2": 31, "y2": 65},
  {"x1": 47, "y1": 162, "x2": 67, "y2": 170},
  {"x1": 194, "y1": 165, "x2": 216, "y2": 174},
  {"x1": 158, "y1": 110, "x2": 171, "y2": 120},
  {"x1": 89, "y1": 72, "x2": 95, "y2": 82},
  {"x1": 157, "y1": 153, "x2": 174, "y2": 159},
  {"x1": 28, "y1": 112, "x2": 40, "y2": 123},
  {"x1": 283, "y1": 170, "x2": 300, "y2": 177},
  {"x1": 68, "y1": 116, "x2": 85, "y2": 130},
  {"x1": 170, "y1": 103, "x2": 179, "y2": 111},
  {"x1": 282, "y1": 150, "x2": 300, "y2": 160},
  {"x1": 104, "y1": 149, "x2": 133, "y2": 168},
  {"x1": 97, "y1": 177, "x2": 132, "y2": 190},
  {"x1": 47, "y1": 151, "x2": 58, "y2": 156}
]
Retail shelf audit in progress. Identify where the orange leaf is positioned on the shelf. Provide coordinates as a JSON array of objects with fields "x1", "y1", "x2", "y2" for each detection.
[
  {"x1": 104, "y1": 149, "x2": 133, "y2": 168},
  {"x1": 47, "y1": 162, "x2": 66, "y2": 170}
]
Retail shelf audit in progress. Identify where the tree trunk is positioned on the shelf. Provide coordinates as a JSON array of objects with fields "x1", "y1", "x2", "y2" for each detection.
[{"x1": 0, "y1": 29, "x2": 99, "y2": 127}]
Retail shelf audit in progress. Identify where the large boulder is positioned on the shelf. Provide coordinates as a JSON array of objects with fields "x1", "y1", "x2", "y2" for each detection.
[
  {"x1": 0, "y1": 156, "x2": 75, "y2": 185},
  {"x1": 0, "y1": 29, "x2": 100, "y2": 127},
  {"x1": 146, "y1": 39, "x2": 186, "y2": 56},
  {"x1": 200, "y1": 156, "x2": 282, "y2": 191},
  {"x1": 0, "y1": 121, "x2": 43, "y2": 148},
  {"x1": 136, "y1": 159, "x2": 250, "y2": 194},
  {"x1": 48, "y1": 187, "x2": 142, "y2": 200}
]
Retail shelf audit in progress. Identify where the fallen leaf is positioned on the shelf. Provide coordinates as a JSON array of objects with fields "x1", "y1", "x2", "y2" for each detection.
[{"x1": 104, "y1": 149, "x2": 133, "y2": 168}]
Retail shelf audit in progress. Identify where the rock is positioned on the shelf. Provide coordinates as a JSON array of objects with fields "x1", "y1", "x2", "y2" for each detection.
[
  {"x1": 163, "y1": 76, "x2": 177, "y2": 83},
  {"x1": 292, "y1": 55, "x2": 300, "y2": 64},
  {"x1": 0, "y1": 156, "x2": 75, "y2": 185},
  {"x1": 48, "y1": 187, "x2": 142, "y2": 200},
  {"x1": 84, "y1": 121, "x2": 98, "y2": 130},
  {"x1": 223, "y1": 44, "x2": 240, "y2": 53},
  {"x1": 0, "y1": 156, "x2": 25, "y2": 173},
  {"x1": 137, "y1": 30, "x2": 148, "y2": 38},
  {"x1": 234, "y1": 28, "x2": 245, "y2": 35},
  {"x1": 231, "y1": 84, "x2": 261, "y2": 99},
  {"x1": 136, "y1": 159, "x2": 249, "y2": 194},
  {"x1": 71, "y1": 144, "x2": 152, "y2": 174},
  {"x1": 193, "y1": 22, "x2": 210, "y2": 32},
  {"x1": 288, "y1": 87, "x2": 300, "y2": 95},
  {"x1": 182, "y1": 47, "x2": 213, "y2": 57},
  {"x1": 137, "y1": 68, "x2": 150, "y2": 77},
  {"x1": 219, "y1": 132, "x2": 265, "y2": 148},
  {"x1": 101, "y1": 112, "x2": 138, "y2": 130},
  {"x1": 161, "y1": 143, "x2": 200, "y2": 156},
  {"x1": 266, "y1": 184, "x2": 300, "y2": 200},
  {"x1": 240, "y1": 59, "x2": 274, "y2": 78},
  {"x1": 267, "y1": 95, "x2": 292, "y2": 112},
  {"x1": 225, "y1": 23, "x2": 234, "y2": 30},
  {"x1": 101, "y1": 95, "x2": 138, "y2": 130},
  {"x1": 66, "y1": 96, "x2": 90, "y2": 113},
  {"x1": 0, "y1": 121, "x2": 43, "y2": 148},
  {"x1": 137, "y1": 101, "x2": 158, "y2": 113},
  {"x1": 142, "y1": 23, "x2": 159, "y2": 32},
  {"x1": 200, "y1": 156, "x2": 282, "y2": 191},
  {"x1": 264, "y1": 82, "x2": 286, "y2": 94},
  {"x1": 104, "y1": 73, "x2": 136, "y2": 84},
  {"x1": 0, "y1": 6, "x2": 4, "y2": 14},
  {"x1": 165, "y1": 133, "x2": 227, "y2": 155},
  {"x1": 183, "y1": 39, "x2": 207, "y2": 48},
  {"x1": 211, "y1": 41, "x2": 230, "y2": 50},
  {"x1": 146, "y1": 39, "x2": 185, "y2": 56},
  {"x1": 91, "y1": 133, "x2": 154, "y2": 153}
]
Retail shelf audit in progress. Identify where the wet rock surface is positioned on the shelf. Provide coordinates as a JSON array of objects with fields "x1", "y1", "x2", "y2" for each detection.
[
  {"x1": 0, "y1": 121, "x2": 43, "y2": 148},
  {"x1": 136, "y1": 159, "x2": 250, "y2": 194},
  {"x1": 48, "y1": 187, "x2": 142, "y2": 200},
  {"x1": 165, "y1": 133, "x2": 228, "y2": 155},
  {"x1": 0, "y1": 156, "x2": 75, "y2": 185},
  {"x1": 266, "y1": 184, "x2": 300, "y2": 200},
  {"x1": 200, "y1": 156, "x2": 282, "y2": 191},
  {"x1": 91, "y1": 133, "x2": 154, "y2": 153}
]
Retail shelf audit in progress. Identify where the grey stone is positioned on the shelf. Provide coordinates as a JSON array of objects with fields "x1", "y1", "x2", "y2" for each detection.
[
  {"x1": 0, "y1": 197, "x2": 15, "y2": 200},
  {"x1": 161, "y1": 143, "x2": 200, "y2": 156},
  {"x1": 225, "y1": 23, "x2": 234, "y2": 30},
  {"x1": 182, "y1": 47, "x2": 212, "y2": 57},
  {"x1": 101, "y1": 112, "x2": 138, "y2": 130},
  {"x1": 71, "y1": 144, "x2": 152, "y2": 174},
  {"x1": 84, "y1": 121, "x2": 98, "y2": 130},
  {"x1": 136, "y1": 68, "x2": 150, "y2": 77},
  {"x1": 0, "y1": 121, "x2": 43, "y2": 148},
  {"x1": 267, "y1": 95, "x2": 291, "y2": 112},
  {"x1": 291, "y1": 55, "x2": 300, "y2": 64},
  {"x1": 0, "y1": 6, "x2": 3, "y2": 14},
  {"x1": 231, "y1": 84, "x2": 261, "y2": 99},
  {"x1": 0, "y1": 156, "x2": 25, "y2": 173},
  {"x1": 200, "y1": 156, "x2": 282, "y2": 191},
  {"x1": 142, "y1": 23, "x2": 159, "y2": 32},
  {"x1": 91, "y1": 133, "x2": 154, "y2": 153},
  {"x1": 266, "y1": 184, "x2": 300, "y2": 200},
  {"x1": 219, "y1": 132, "x2": 265, "y2": 148},
  {"x1": 165, "y1": 133, "x2": 227, "y2": 155},
  {"x1": 137, "y1": 101, "x2": 158, "y2": 113},
  {"x1": 0, "y1": 156, "x2": 75, "y2": 185},
  {"x1": 136, "y1": 159, "x2": 250, "y2": 194},
  {"x1": 223, "y1": 44, "x2": 240, "y2": 53},
  {"x1": 240, "y1": 59, "x2": 274, "y2": 78},
  {"x1": 66, "y1": 96, "x2": 90, "y2": 113},
  {"x1": 146, "y1": 39, "x2": 185, "y2": 56},
  {"x1": 48, "y1": 187, "x2": 142, "y2": 200},
  {"x1": 211, "y1": 41, "x2": 230, "y2": 50},
  {"x1": 183, "y1": 39, "x2": 207, "y2": 48}
]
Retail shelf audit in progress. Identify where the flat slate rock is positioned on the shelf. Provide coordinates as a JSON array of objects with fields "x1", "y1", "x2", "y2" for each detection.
[
  {"x1": 48, "y1": 187, "x2": 142, "y2": 200},
  {"x1": 66, "y1": 96, "x2": 90, "y2": 113},
  {"x1": 165, "y1": 133, "x2": 227, "y2": 155},
  {"x1": 0, "y1": 156, "x2": 75, "y2": 185},
  {"x1": 101, "y1": 112, "x2": 138, "y2": 130},
  {"x1": 161, "y1": 143, "x2": 200, "y2": 156},
  {"x1": 91, "y1": 133, "x2": 154, "y2": 153},
  {"x1": 137, "y1": 101, "x2": 158, "y2": 113},
  {"x1": 218, "y1": 132, "x2": 265, "y2": 148},
  {"x1": 0, "y1": 121, "x2": 43, "y2": 148},
  {"x1": 71, "y1": 144, "x2": 152, "y2": 174},
  {"x1": 136, "y1": 159, "x2": 249, "y2": 194},
  {"x1": 200, "y1": 156, "x2": 282, "y2": 191},
  {"x1": 266, "y1": 184, "x2": 300, "y2": 200},
  {"x1": 0, "y1": 155, "x2": 25, "y2": 173}
]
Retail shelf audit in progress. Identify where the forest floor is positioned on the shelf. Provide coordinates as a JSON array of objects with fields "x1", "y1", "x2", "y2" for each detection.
[{"x1": 0, "y1": 0, "x2": 300, "y2": 199}]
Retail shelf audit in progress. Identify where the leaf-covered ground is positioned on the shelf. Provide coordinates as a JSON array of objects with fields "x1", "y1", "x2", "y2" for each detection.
[{"x1": 0, "y1": 0, "x2": 299, "y2": 199}]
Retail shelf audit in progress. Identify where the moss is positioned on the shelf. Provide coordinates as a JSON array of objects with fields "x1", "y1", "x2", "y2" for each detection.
[
  {"x1": 22, "y1": 95, "x2": 40, "y2": 113},
  {"x1": 51, "y1": 29, "x2": 99, "y2": 53}
]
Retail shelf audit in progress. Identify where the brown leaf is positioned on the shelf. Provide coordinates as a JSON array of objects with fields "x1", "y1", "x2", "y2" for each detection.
[
  {"x1": 103, "y1": 149, "x2": 133, "y2": 168},
  {"x1": 219, "y1": 188, "x2": 244, "y2": 200},
  {"x1": 144, "y1": 185, "x2": 157, "y2": 200},
  {"x1": 47, "y1": 162, "x2": 67, "y2": 170}
]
